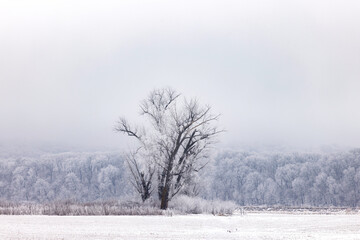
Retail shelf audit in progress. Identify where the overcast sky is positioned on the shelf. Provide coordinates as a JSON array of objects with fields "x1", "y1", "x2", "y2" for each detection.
[{"x1": 1, "y1": 0, "x2": 360, "y2": 151}]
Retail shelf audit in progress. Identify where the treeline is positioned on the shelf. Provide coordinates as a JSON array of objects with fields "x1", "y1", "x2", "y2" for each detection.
[
  {"x1": 207, "y1": 149, "x2": 360, "y2": 207},
  {"x1": 0, "y1": 152, "x2": 132, "y2": 202},
  {"x1": 0, "y1": 149, "x2": 359, "y2": 207}
]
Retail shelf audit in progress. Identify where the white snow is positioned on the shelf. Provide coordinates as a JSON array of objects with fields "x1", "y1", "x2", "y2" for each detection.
[{"x1": 0, "y1": 213, "x2": 359, "y2": 240}]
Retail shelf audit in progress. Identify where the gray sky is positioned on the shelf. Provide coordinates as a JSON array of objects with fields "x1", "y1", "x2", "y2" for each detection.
[{"x1": 1, "y1": 0, "x2": 360, "y2": 151}]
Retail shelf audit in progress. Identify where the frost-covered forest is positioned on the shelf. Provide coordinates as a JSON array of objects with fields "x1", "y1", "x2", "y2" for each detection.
[
  {"x1": 0, "y1": 148, "x2": 359, "y2": 207},
  {"x1": 209, "y1": 149, "x2": 360, "y2": 207}
]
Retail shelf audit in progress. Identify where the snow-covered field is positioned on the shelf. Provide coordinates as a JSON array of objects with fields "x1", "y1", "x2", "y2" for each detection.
[{"x1": 0, "y1": 213, "x2": 359, "y2": 240}]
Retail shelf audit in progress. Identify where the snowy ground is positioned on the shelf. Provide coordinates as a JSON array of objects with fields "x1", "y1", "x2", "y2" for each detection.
[{"x1": 0, "y1": 213, "x2": 359, "y2": 240}]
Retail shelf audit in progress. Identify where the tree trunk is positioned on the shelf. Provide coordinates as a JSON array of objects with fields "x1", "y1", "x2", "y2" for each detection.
[
  {"x1": 160, "y1": 185, "x2": 169, "y2": 210},
  {"x1": 159, "y1": 155, "x2": 175, "y2": 210}
]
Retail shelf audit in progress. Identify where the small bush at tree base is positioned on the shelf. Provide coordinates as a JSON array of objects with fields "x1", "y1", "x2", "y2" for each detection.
[{"x1": 169, "y1": 195, "x2": 238, "y2": 215}]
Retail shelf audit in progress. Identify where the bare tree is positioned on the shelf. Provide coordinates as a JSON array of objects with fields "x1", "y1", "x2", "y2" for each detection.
[{"x1": 115, "y1": 88, "x2": 222, "y2": 209}]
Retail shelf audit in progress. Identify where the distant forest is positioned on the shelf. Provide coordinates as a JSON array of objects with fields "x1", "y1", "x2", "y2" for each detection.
[{"x1": 0, "y1": 148, "x2": 359, "y2": 207}]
